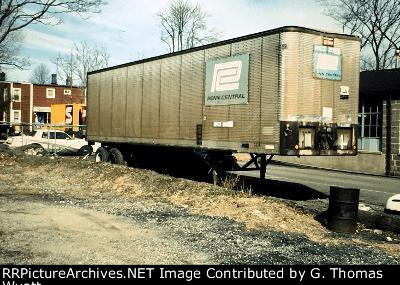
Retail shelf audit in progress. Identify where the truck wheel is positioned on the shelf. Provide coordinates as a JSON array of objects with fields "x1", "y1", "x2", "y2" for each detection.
[
  {"x1": 95, "y1": 147, "x2": 109, "y2": 162},
  {"x1": 79, "y1": 145, "x2": 93, "y2": 156},
  {"x1": 108, "y1": 148, "x2": 125, "y2": 165}
]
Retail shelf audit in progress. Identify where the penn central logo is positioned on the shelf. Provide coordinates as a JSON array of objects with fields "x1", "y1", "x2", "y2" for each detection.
[{"x1": 210, "y1": 60, "x2": 243, "y2": 93}]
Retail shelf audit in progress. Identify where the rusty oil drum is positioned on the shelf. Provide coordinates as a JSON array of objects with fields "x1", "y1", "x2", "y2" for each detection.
[{"x1": 327, "y1": 186, "x2": 360, "y2": 233}]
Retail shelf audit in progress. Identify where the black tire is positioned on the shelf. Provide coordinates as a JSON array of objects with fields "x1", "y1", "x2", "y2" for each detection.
[
  {"x1": 78, "y1": 145, "x2": 93, "y2": 156},
  {"x1": 108, "y1": 148, "x2": 125, "y2": 165},
  {"x1": 95, "y1": 147, "x2": 109, "y2": 162}
]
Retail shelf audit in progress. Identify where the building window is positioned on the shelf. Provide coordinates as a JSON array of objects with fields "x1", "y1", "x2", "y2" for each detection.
[
  {"x1": 13, "y1": 110, "x2": 21, "y2": 123},
  {"x1": 3, "y1": 88, "x2": 8, "y2": 101},
  {"x1": 46, "y1": 88, "x2": 55, "y2": 99},
  {"x1": 35, "y1": 112, "x2": 51, "y2": 124},
  {"x1": 13, "y1": 88, "x2": 21, "y2": 102},
  {"x1": 358, "y1": 99, "x2": 382, "y2": 152}
]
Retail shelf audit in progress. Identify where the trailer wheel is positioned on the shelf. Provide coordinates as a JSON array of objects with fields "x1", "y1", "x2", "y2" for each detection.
[
  {"x1": 95, "y1": 147, "x2": 109, "y2": 162},
  {"x1": 108, "y1": 148, "x2": 125, "y2": 165},
  {"x1": 78, "y1": 145, "x2": 93, "y2": 156}
]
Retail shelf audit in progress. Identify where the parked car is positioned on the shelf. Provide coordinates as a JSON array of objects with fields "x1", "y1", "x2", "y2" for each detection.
[{"x1": 6, "y1": 130, "x2": 95, "y2": 156}]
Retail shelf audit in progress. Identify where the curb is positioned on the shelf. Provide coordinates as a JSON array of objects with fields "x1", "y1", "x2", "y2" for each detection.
[{"x1": 270, "y1": 160, "x2": 400, "y2": 180}]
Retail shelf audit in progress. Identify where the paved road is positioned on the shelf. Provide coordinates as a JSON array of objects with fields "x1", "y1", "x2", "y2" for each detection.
[{"x1": 231, "y1": 164, "x2": 400, "y2": 207}]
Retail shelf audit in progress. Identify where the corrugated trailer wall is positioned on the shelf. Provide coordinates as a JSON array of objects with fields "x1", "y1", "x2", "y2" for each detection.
[
  {"x1": 111, "y1": 68, "x2": 127, "y2": 137},
  {"x1": 261, "y1": 34, "x2": 280, "y2": 151},
  {"x1": 280, "y1": 32, "x2": 359, "y2": 124},
  {"x1": 142, "y1": 60, "x2": 161, "y2": 139},
  {"x1": 229, "y1": 38, "x2": 262, "y2": 144},
  {"x1": 87, "y1": 34, "x2": 281, "y2": 152},
  {"x1": 87, "y1": 27, "x2": 360, "y2": 155},
  {"x1": 99, "y1": 71, "x2": 112, "y2": 137},
  {"x1": 203, "y1": 44, "x2": 231, "y2": 143},
  {"x1": 87, "y1": 75, "x2": 99, "y2": 136},
  {"x1": 126, "y1": 64, "x2": 143, "y2": 138},
  {"x1": 160, "y1": 56, "x2": 181, "y2": 139},
  {"x1": 180, "y1": 50, "x2": 204, "y2": 141},
  {"x1": 204, "y1": 35, "x2": 280, "y2": 152},
  {"x1": 335, "y1": 37, "x2": 359, "y2": 124}
]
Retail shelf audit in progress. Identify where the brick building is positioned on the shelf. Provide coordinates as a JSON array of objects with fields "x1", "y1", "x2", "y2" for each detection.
[
  {"x1": 0, "y1": 76, "x2": 85, "y2": 134},
  {"x1": 360, "y1": 69, "x2": 400, "y2": 176}
]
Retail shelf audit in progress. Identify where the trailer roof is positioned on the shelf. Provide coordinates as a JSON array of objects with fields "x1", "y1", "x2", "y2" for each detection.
[{"x1": 88, "y1": 25, "x2": 360, "y2": 75}]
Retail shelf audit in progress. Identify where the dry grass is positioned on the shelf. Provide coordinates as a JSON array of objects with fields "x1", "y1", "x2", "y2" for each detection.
[{"x1": 1, "y1": 151, "x2": 399, "y2": 255}]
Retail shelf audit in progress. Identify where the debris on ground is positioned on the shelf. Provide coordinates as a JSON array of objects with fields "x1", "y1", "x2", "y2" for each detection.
[
  {"x1": 359, "y1": 203, "x2": 372, "y2": 212},
  {"x1": 0, "y1": 148, "x2": 399, "y2": 264},
  {"x1": 375, "y1": 215, "x2": 400, "y2": 232}
]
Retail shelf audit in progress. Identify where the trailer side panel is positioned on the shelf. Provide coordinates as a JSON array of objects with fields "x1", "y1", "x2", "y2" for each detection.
[
  {"x1": 180, "y1": 50, "x2": 204, "y2": 141},
  {"x1": 87, "y1": 27, "x2": 360, "y2": 156},
  {"x1": 126, "y1": 64, "x2": 144, "y2": 138}
]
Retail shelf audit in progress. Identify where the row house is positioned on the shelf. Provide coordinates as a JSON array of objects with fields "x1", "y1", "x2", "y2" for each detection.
[{"x1": 0, "y1": 74, "x2": 85, "y2": 134}]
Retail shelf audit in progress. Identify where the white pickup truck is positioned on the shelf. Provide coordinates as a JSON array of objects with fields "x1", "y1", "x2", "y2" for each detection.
[{"x1": 6, "y1": 130, "x2": 95, "y2": 156}]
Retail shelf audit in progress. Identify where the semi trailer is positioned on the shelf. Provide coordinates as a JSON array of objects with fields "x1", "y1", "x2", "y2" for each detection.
[{"x1": 86, "y1": 26, "x2": 360, "y2": 181}]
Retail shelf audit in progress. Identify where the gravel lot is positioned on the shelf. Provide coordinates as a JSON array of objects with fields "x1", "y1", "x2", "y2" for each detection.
[{"x1": 0, "y1": 147, "x2": 399, "y2": 264}]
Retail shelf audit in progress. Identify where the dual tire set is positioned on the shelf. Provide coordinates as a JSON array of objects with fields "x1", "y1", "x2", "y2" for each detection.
[{"x1": 95, "y1": 147, "x2": 125, "y2": 165}]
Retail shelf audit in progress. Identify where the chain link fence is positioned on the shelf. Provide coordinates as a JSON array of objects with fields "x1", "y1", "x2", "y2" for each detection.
[{"x1": 0, "y1": 121, "x2": 94, "y2": 156}]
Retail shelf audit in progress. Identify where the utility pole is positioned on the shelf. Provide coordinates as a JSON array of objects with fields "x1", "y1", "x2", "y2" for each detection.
[{"x1": 396, "y1": 50, "x2": 400, "y2": 69}]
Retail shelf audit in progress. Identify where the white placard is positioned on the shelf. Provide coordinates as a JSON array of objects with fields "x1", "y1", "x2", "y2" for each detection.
[
  {"x1": 340, "y1": 86, "x2": 349, "y2": 96},
  {"x1": 222, "y1": 121, "x2": 234, "y2": 128},
  {"x1": 265, "y1": 145, "x2": 275, "y2": 150},
  {"x1": 322, "y1": 107, "x2": 333, "y2": 120},
  {"x1": 213, "y1": 121, "x2": 222, "y2": 128},
  {"x1": 304, "y1": 133, "x2": 312, "y2": 148}
]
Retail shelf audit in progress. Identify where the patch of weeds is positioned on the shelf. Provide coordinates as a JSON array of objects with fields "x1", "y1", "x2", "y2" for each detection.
[
  {"x1": 221, "y1": 176, "x2": 239, "y2": 191},
  {"x1": 220, "y1": 176, "x2": 253, "y2": 197}
]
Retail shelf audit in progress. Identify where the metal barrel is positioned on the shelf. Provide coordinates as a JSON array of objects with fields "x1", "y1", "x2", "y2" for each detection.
[{"x1": 327, "y1": 186, "x2": 360, "y2": 233}]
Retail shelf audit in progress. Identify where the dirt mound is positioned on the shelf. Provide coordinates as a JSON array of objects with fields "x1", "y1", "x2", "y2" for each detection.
[{"x1": 0, "y1": 150, "x2": 399, "y2": 259}]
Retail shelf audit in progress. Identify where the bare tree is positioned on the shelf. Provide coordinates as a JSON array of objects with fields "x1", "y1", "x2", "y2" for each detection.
[
  {"x1": 318, "y1": 0, "x2": 400, "y2": 70},
  {"x1": 56, "y1": 52, "x2": 74, "y2": 86},
  {"x1": 30, "y1": 63, "x2": 51, "y2": 84},
  {"x1": 158, "y1": 0, "x2": 219, "y2": 53},
  {"x1": 0, "y1": 30, "x2": 28, "y2": 68},
  {"x1": 0, "y1": 0, "x2": 106, "y2": 69},
  {"x1": 55, "y1": 41, "x2": 109, "y2": 87},
  {"x1": 73, "y1": 41, "x2": 109, "y2": 86}
]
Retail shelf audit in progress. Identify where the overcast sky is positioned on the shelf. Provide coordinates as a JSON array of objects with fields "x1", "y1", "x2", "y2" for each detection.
[{"x1": 7, "y1": 0, "x2": 342, "y2": 83}]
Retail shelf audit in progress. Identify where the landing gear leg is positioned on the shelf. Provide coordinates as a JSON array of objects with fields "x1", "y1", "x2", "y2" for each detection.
[
  {"x1": 260, "y1": 154, "x2": 267, "y2": 184},
  {"x1": 240, "y1": 154, "x2": 275, "y2": 184}
]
